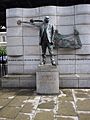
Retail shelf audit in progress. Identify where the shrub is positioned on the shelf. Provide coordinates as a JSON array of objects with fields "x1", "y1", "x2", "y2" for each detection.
[{"x1": 0, "y1": 47, "x2": 7, "y2": 56}]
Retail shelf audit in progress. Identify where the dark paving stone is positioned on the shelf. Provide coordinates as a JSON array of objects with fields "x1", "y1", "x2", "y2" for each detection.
[
  {"x1": 0, "y1": 106, "x2": 21, "y2": 119},
  {"x1": 61, "y1": 89, "x2": 72, "y2": 96},
  {"x1": 0, "y1": 89, "x2": 19, "y2": 99},
  {"x1": 8, "y1": 97, "x2": 26, "y2": 107},
  {"x1": 34, "y1": 111, "x2": 54, "y2": 120},
  {"x1": 15, "y1": 113, "x2": 30, "y2": 120},
  {"x1": 74, "y1": 89, "x2": 89, "y2": 98},
  {"x1": 38, "y1": 101, "x2": 54, "y2": 109},
  {"x1": 56, "y1": 117, "x2": 75, "y2": 120},
  {"x1": 74, "y1": 89, "x2": 87, "y2": 93},
  {"x1": 17, "y1": 89, "x2": 34, "y2": 97},
  {"x1": 75, "y1": 93, "x2": 89, "y2": 98},
  {"x1": 59, "y1": 89, "x2": 74, "y2": 101},
  {"x1": 76, "y1": 99, "x2": 90, "y2": 111},
  {"x1": 58, "y1": 96, "x2": 74, "y2": 102},
  {"x1": 78, "y1": 113, "x2": 90, "y2": 120},
  {"x1": 0, "y1": 98, "x2": 11, "y2": 107},
  {"x1": 21, "y1": 103, "x2": 33, "y2": 113},
  {"x1": 57, "y1": 101, "x2": 77, "y2": 116}
]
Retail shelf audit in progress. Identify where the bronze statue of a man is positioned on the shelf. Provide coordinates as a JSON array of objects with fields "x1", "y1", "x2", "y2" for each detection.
[
  {"x1": 38, "y1": 16, "x2": 56, "y2": 65},
  {"x1": 17, "y1": 16, "x2": 56, "y2": 66}
]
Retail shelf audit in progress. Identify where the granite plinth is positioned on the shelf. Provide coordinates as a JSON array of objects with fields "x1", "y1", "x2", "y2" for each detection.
[{"x1": 36, "y1": 64, "x2": 59, "y2": 94}]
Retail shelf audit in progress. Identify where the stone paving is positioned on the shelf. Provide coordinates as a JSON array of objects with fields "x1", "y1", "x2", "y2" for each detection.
[{"x1": 0, "y1": 89, "x2": 90, "y2": 120}]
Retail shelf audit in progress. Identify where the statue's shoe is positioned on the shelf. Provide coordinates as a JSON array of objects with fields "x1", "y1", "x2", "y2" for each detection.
[
  {"x1": 52, "y1": 61, "x2": 56, "y2": 66},
  {"x1": 40, "y1": 61, "x2": 46, "y2": 65}
]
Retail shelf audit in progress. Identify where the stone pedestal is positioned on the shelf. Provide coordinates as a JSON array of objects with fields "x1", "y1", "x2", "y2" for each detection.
[{"x1": 36, "y1": 64, "x2": 59, "y2": 94}]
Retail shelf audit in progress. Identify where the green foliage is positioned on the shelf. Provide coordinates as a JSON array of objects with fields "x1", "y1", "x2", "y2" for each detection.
[{"x1": 0, "y1": 47, "x2": 7, "y2": 56}]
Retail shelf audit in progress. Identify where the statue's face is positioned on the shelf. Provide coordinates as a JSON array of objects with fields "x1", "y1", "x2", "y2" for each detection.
[{"x1": 44, "y1": 18, "x2": 49, "y2": 23}]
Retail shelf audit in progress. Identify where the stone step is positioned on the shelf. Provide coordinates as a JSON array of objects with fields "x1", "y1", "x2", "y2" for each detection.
[
  {"x1": 1, "y1": 74, "x2": 90, "y2": 88},
  {"x1": 59, "y1": 74, "x2": 90, "y2": 88},
  {"x1": 2, "y1": 74, "x2": 36, "y2": 88}
]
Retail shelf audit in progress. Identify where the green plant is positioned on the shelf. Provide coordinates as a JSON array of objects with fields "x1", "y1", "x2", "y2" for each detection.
[{"x1": 0, "y1": 47, "x2": 7, "y2": 56}]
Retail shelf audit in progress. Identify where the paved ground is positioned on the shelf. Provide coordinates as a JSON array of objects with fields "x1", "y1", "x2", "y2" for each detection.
[{"x1": 0, "y1": 89, "x2": 90, "y2": 120}]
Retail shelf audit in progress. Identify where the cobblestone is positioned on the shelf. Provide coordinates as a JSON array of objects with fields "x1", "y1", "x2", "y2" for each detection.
[{"x1": 0, "y1": 89, "x2": 90, "y2": 120}]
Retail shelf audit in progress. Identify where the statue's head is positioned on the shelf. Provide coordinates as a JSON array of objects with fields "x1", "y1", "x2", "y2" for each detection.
[
  {"x1": 44, "y1": 16, "x2": 49, "y2": 23},
  {"x1": 55, "y1": 29, "x2": 58, "y2": 34}
]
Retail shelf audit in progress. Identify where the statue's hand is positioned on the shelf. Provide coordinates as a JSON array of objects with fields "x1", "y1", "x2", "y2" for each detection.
[
  {"x1": 39, "y1": 42, "x2": 42, "y2": 46},
  {"x1": 30, "y1": 19, "x2": 34, "y2": 23}
]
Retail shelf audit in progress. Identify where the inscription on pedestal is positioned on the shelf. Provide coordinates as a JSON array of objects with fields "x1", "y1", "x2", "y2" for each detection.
[{"x1": 36, "y1": 65, "x2": 59, "y2": 94}]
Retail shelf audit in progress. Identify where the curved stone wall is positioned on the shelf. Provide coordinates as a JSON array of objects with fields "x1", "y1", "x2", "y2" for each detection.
[{"x1": 6, "y1": 5, "x2": 90, "y2": 74}]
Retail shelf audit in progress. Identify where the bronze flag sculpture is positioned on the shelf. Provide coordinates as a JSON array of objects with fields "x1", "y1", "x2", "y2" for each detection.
[{"x1": 54, "y1": 29, "x2": 82, "y2": 49}]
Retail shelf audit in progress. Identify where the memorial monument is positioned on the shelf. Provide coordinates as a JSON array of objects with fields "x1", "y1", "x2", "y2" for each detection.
[
  {"x1": 2, "y1": 5, "x2": 90, "y2": 88},
  {"x1": 31, "y1": 16, "x2": 59, "y2": 94},
  {"x1": 18, "y1": 16, "x2": 59, "y2": 94}
]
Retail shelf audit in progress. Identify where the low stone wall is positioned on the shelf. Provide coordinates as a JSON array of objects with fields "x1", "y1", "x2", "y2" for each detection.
[{"x1": 2, "y1": 74, "x2": 90, "y2": 88}]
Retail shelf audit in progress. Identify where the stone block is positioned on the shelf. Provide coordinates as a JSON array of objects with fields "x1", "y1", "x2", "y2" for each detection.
[
  {"x1": 20, "y1": 79, "x2": 35, "y2": 88},
  {"x1": 56, "y1": 48, "x2": 76, "y2": 55},
  {"x1": 8, "y1": 56, "x2": 24, "y2": 65},
  {"x1": 56, "y1": 6, "x2": 74, "y2": 16},
  {"x1": 24, "y1": 64, "x2": 38, "y2": 74},
  {"x1": 56, "y1": 16, "x2": 74, "y2": 26},
  {"x1": 8, "y1": 64, "x2": 24, "y2": 74},
  {"x1": 57, "y1": 64, "x2": 75, "y2": 74},
  {"x1": 2, "y1": 80, "x2": 19, "y2": 88},
  {"x1": 76, "y1": 25, "x2": 90, "y2": 34},
  {"x1": 78, "y1": 75, "x2": 90, "y2": 87},
  {"x1": 2, "y1": 76, "x2": 19, "y2": 87},
  {"x1": 75, "y1": 14, "x2": 90, "y2": 25},
  {"x1": 23, "y1": 8, "x2": 39, "y2": 17},
  {"x1": 7, "y1": 27, "x2": 22, "y2": 37},
  {"x1": 23, "y1": 17, "x2": 40, "y2": 21},
  {"x1": 76, "y1": 55, "x2": 90, "y2": 64},
  {"x1": 87, "y1": 80, "x2": 90, "y2": 87},
  {"x1": 79, "y1": 35, "x2": 90, "y2": 45},
  {"x1": 75, "y1": 4, "x2": 90, "y2": 15},
  {"x1": 2, "y1": 75, "x2": 36, "y2": 88},
  {"x1": 24, "y1": 55, "x2": 40, "y2": 65},
  {"x1": 79, "y1": 80, "x2": 88, "y2": 88},
  {"x1": 76, "y1": 60, "x2": 90, "y2": 65},
  {"x1": 7, "y1": 37, "x2": 23, "y2": 46},
  {"x1": 36, "y1": 64, "x2": 59, "y2": 94},
  {"x1": 60, "y1": 74, "x2": 79, "y2": 88},
  {"x1": 56, "y1": 25, "x2": 74, "y2": 35},
  {"x1": 6, "y1": 8, "x2": 23, "y2": 18},
  {"x1": 6, "y1": 18, "x2": 22, "y2": 27},
  {"x1": 58, "y1": 55, "x2": 75, "y2": 65},
  {"x1": 24, "y1": 45, "x2": 40, "y2": 55},
  {"x1": 59, "y1": 79, "x2": 63, "y2": 88},
  {"x1": 76, "y1": 45, "x2": 90, "y2": 54},
  {"x1": 22, "y1": 26, "x2": 39, "y2": 37},
  {"x1": 7, "y1": 46, "x2": 23, "y2": 56},
  {"x1": 23, "y1": 36, "x2": 39, "y2": 45},
  {"x1": 39, "y1": 6, "x2": 56, "y2": 16},
  {"x1": 20, "y1": 75, "x2": 36, "y2": 88},
  {"x1": 76, "y1": 65, "x2": 90, "y2": 73},
  {"x1": 62, "y1": 79, "x2": 78, "y2": 88}
]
